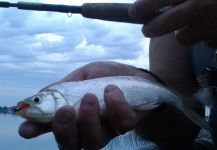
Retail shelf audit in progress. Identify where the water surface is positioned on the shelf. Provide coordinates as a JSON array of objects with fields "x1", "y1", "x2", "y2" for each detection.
[{"x1": 0, "y1": 115, "x2": 57, "y2": 150}]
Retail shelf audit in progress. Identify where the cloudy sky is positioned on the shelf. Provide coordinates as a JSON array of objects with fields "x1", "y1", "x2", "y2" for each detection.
[
  {"x1": 0, "y1": 0, "x2": 150, "y2": 105},
  {"x1": 0, "y1": 0, "x2": 150, "y2": 149}
]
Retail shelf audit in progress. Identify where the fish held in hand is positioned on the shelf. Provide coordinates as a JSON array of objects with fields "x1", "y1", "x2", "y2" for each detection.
[{"x1": 15, "y1": 76, "x2": 210, "y2": 131}]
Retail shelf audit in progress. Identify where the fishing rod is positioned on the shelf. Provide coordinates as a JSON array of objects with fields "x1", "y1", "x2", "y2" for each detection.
[{"x1": 0, "y1": 1, "x2": 163, "y2": 24}]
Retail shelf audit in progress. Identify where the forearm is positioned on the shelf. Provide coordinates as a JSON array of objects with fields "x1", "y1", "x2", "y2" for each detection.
[
  {"x1": 136, "y1": 33, "x2": 202, "y2": 149},
  {"x1": 149, "y1": 33, "x2": 198, "y2": 96}
]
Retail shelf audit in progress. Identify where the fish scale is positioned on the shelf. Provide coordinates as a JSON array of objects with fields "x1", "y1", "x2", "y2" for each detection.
[
  {"x1": 49, "y1": 76, "x2": 182, "y2": 111},
  {"x1": 14, "y1": 76, "x2": 211, "y2": 132},
  {"x1": 15, "y1": 76, "x2": 182, "y2": 123}
]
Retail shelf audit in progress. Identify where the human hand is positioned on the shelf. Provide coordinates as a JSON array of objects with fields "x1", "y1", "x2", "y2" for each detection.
[
  {"x1": 18, "y1": 61, "x2": 155, "y2": 149},
  {"x1": 53, "y1": 85, "x2": 149, "y2": 150},
  {"x1": 129, "y1": 0, "x2": 217, "y2": 48}
]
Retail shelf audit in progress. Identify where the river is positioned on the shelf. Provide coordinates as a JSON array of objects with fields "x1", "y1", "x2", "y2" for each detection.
[
  {"x1": 0, "y1": 115, "x2": 157, "y2": 150},
  {"x1": 0, "y1": 115, "x2": 57, "y2": 150}
]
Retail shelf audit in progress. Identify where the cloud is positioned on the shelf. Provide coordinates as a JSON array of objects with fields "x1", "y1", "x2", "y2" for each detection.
[
  {"x1": 0, "y1": 15, "x2": 148, "y2": 68},
  {"x1": 0, "y1": 2, "x2": 151, "y2": 149},
  {"x1": 0, "y1": 0, "x2": 150, "y2": 103}
]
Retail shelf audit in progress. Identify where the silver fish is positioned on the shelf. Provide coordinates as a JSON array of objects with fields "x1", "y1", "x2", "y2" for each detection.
[
  {"x1": 15, "y1": 76, "x2": 182, "y2": 123},
  {"x1": 15, "y1": 76, "x2": 210, "y2": 132}
]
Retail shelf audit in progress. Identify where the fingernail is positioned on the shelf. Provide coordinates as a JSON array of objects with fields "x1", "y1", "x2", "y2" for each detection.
[
  {"x1": 104, "y1": 85, "x2": 122, "y2": 104},
  {"x1": 104, "y1": 85, "x2": 118, "y2": 94},
  {"x1": 81, "y1": 93, "x2": 96, "y2": 108}
]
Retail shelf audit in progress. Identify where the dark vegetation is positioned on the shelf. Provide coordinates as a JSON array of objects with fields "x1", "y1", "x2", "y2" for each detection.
[{"x1": 0, "y1": 106, "x2": 15, "y2": 114}]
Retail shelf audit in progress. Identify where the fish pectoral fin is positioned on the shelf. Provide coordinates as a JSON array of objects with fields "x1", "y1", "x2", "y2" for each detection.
[{"x1": 133, "y1": 102, "x2": 161, "y2": 111}]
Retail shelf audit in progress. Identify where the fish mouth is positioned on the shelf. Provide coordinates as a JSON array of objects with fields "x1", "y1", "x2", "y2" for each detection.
[{"x1": 15, "y1": 102, "x2": 30, "y2": 112}]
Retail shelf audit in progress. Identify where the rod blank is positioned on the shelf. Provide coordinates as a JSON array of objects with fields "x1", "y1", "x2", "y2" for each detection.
[{"x1": 0, "y1": 1, "x2": 162, "y2": 24}]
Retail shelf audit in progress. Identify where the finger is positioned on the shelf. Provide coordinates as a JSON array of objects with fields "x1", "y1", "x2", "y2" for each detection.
[
  {"x1": 142, "y1": 0, "x2": 197, "y2": 37},
  {"x1": 175, "y1": 26, "x2": 202, "y2": 45},
  {"x1": 129, "y1": 0, "x2": 185, "y2": 19},
  {"x1": 175, "y1": 22, "x2": 217, "y2": 45},
  {"x1": 19, "y1": 121, "x2": 51, "y2": 139},
  {"x1": 175, "y1": 11, "x2": 217, "y2": 46},
  {"x1": 60, "y1": 69, "x2": 87, "y2": 82},
  {"x1": 52, "y1": 106, "x2": 80, "y2": 150},
  {"x1": 104, "y1": 85, "x2": 144, "y2": 134},
  {"x1": 78, "y1": 94, "x2": 110, "y2": 149}
]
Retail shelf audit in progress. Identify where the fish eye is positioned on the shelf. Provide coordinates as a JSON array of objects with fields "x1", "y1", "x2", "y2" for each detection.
[{"x1": 33, "y1": 97, "x2": 41, "y2": 103}]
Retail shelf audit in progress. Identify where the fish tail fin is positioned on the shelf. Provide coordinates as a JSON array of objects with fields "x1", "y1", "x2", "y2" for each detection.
[{"x1": 171, "y1": 89, "x2": 212, "y2": 132}]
